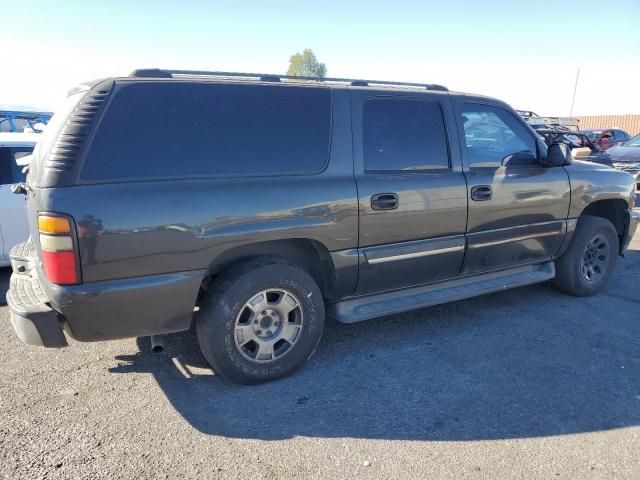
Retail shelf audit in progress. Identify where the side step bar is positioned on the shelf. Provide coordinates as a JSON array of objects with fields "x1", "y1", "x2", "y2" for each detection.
[{"x1": 328, "y1": 262, "x2": 555, "y2": 324}]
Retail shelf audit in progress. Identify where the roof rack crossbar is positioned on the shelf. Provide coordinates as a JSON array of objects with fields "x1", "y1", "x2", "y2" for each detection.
[{"x1": 129, "y1": 69, "x2": 448, "y2": 91}]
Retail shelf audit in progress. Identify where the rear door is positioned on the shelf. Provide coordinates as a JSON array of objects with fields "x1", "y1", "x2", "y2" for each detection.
[
  {"x1": 0, "y1": 146, "x2": 32, "y2": 261},
  {"x1": 352, "y1": 90, "x2": 468, "y2": 294},
  {"x1": 454, "y1": 100, "x2": 570, "y2": 275}
]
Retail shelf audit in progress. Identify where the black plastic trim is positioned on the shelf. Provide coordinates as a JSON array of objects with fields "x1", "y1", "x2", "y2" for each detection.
[{"x1": 328, "y1": 262, "x2": 555, "y2": 323}]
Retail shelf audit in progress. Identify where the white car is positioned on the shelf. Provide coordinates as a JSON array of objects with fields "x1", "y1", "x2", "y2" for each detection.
[{"x1": 0, "y1": 132, "x2": 38, "y2": 267}]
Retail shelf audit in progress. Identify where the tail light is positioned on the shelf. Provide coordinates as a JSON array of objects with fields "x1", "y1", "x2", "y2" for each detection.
[{"x1": 38, "y1": 214, "x2": 80, "y2": 285}]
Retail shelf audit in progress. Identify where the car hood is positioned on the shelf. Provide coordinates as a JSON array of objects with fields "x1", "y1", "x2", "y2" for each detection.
[
  {"x1": 571, "y1": 159, "x2": 613, "y2": 171},
  {"x1": 605, "y1": 145, "x2": 640, "y2": 162}
]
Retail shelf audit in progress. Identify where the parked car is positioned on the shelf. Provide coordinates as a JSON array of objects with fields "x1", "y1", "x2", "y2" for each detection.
[
  {"x1": 7, "y1": 69, "x2": 639, "y2": 384},
  {"x1": 516, "y1": 110, "x2": 579, "y2": 131},
  {"x1": 583, "y1": 128, "x2": 631, "y2": 151},
  {"x1": 0, "y1": 133, "x2": 37, "y2": 267},
  {"x1": 533, "y1": 127, "x2": 599, "y2": 158},
  {"x1": 0, "y1": 110, "x2": 51, "y2": 133},
  {"x1": 589, "y1": 134, "x2": 640, "y2": 188}
]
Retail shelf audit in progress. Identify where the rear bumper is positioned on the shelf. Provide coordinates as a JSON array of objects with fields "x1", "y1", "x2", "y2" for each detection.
[
  {"x1": 7, "y1": 243, "x2": 67, "y2": 347},
  {"x1": 7, "y1": 241, "x2": 204, "y2": 346}
]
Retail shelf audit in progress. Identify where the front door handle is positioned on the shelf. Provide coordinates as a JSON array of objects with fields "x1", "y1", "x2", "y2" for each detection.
[
  {"x1": 371, "y1": 193, "x2": 399, "y2": 210},
  {"x1": 470, "y1": 185, "x2": 493, "y2": 201}
]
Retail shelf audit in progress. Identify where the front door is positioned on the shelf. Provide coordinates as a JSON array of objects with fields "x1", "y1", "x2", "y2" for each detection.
[
  {"x1": 454, "y1": 101, "x2": 571, "y2": 275},
  {"x1": 352, "y1": 91, "x2": 468, "y2": 294}
]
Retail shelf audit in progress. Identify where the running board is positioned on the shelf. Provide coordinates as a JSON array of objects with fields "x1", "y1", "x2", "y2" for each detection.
[{"x1": 328, "y1": 262, "x2": 555, "y2": 324}]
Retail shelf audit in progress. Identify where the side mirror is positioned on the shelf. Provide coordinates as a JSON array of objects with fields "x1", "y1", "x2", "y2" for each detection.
[{"x1": 547, "y1": 142, "x2": 572, "y2": 167}]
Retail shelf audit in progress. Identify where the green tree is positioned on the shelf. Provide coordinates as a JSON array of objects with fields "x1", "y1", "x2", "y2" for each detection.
[{"x1": 287, "y1": 49, "x2": 327, "y2": 78}]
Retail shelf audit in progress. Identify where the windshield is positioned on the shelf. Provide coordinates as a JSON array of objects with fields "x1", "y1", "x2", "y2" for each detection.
[
  {"x1": 583, "y1": 130, "x2": 603, "y2": 141},
  {"x1": 624, "y1": 134, "x2": 640, "y2": 146}
]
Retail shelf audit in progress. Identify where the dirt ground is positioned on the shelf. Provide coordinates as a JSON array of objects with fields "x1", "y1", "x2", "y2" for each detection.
[{"x1": 1, "y1": 232, "x2": 639, "y2": 479}]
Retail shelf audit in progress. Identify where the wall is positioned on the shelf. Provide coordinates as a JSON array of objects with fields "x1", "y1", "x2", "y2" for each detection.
[{"x1": 577, "y1": 115, "x2": 640, "y2": 136}]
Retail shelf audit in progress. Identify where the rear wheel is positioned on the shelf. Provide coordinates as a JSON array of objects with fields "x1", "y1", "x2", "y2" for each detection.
[
  {"x1": 553, "y1": 215, "x2": 618, "y2": 296},
  {"x1": 196, "y1": 258, "x2": 325, "y2": 384}
]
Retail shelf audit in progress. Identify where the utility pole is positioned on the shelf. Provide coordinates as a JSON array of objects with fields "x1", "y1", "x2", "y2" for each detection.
[{"x1": 569, "y1": 67, "x2": 580, "y2": 118}]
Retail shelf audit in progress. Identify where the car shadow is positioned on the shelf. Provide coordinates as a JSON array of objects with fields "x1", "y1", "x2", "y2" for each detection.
[{"x1": 109, "y1": 247, "x2": 640, "y2": 441}]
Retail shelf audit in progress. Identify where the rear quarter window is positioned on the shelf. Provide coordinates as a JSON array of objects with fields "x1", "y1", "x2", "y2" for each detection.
[{"x1": 80, "y1": 82, "x2": 331, "y2": 181}]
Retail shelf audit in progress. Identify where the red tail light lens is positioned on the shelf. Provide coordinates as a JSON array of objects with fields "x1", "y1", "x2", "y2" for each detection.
[
  {"x1": 38, "y1": 214, "x2": 80, "y2": 285},
  {"x1": 40, "y1": 250, "x2": 78, "y2": 284}
]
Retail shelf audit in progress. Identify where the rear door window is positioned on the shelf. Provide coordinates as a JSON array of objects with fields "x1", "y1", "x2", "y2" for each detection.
[
  {"x1": 363, "y1": 98, "x2": 449, "y2": 171},
  {"x1": 81, "y1": 83, "x2": 331, "y2": 181}
]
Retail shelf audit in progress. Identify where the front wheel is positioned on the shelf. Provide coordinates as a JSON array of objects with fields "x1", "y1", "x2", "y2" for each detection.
[
  {"x1": 553, "y1": 215, "x2": 619, "y2": 296},
  {"x1": 196, "y1": 258, "x2": 325, "y2": 384}
]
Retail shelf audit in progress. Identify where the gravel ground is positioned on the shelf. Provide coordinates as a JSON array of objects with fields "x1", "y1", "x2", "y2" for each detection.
[{"x1": 0, "y1": 231, "x2": 639, "y2": 479}]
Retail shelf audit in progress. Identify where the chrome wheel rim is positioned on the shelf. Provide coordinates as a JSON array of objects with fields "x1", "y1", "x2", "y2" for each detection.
[
  {"x1": 581, "y1": 235, "x2": 609, "y2": 282},
  {"x1": 233, "y1": 289, "x2": 304, "y2": 364}
]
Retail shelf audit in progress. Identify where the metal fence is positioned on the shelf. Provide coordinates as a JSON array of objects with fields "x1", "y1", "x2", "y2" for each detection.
[{"x1": 577, "y1": 115, "x2": 640, "y2": 136}]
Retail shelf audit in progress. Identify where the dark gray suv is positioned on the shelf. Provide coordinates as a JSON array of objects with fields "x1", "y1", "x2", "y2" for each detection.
[{"x1": 7, "y1": 69, "x2": 639, "y2": 384}]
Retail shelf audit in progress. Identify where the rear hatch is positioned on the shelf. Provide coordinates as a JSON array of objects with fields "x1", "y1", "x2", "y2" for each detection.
[{"x1": 24, "y1": 80, "x2": 114, "y2": 285}]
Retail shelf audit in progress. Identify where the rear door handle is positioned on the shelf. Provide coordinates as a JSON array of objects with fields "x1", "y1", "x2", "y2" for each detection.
[
  {"x1": 371, "y1": 193, "x2": 399, "y2": 210},
  {"x1": 470, "y1": 185, "x2": 493, "y2": 201}
]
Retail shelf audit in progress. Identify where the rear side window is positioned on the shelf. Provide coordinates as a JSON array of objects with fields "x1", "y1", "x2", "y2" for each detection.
[
  {"x1": 81, "y1": 83, "x2": 331, "y2": 181},
  {"x1": 363, "y1": 98, "x2": 449, "y2": 171}
]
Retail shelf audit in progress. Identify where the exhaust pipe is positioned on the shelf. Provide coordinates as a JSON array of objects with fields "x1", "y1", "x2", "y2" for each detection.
[{"x1": 150, "y1": 335, "x2": 165, "y2": 353}]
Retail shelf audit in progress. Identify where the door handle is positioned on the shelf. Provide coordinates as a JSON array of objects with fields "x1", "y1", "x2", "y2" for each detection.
[
  {"x1": 470, "y1": 185, "x2": 493, "y2": 201},
  {"x1": 371, "y1": 193, "x2": 399, "y2": 210}
]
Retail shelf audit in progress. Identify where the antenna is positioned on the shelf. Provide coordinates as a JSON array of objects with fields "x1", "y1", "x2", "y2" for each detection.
[{"x1": 569, "y1": 67, "x2": 580, "y2": 118}]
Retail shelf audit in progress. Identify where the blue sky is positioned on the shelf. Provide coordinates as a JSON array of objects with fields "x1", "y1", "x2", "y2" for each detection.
[{"x1": 3, "y1": 0, "x2": 639, "y2": 115}]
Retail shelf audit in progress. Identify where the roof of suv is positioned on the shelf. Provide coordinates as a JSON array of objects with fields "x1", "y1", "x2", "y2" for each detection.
[{"x1": 77, "y1": 69, "x2": 506, "y2": 106}]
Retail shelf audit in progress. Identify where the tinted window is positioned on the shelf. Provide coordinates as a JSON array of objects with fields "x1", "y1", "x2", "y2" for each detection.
[
  {"x1": 461, "y1": 104, "x2": 538, "y2": 167},
  {"x1": 0, "y1": 147, "x2": 31, "y2": 185},
  {"x1": 613, "y1": 130, "x2": 628, "y2": 141},
  {"x1": 81, "y1": 83, "x2": 331, "y2": 181},
  {"x1": 363, "y1": 98, "x2": 449, "y2": 171}
]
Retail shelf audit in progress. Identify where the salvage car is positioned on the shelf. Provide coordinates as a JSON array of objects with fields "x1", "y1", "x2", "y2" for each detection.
[
  {"x1": 583, "y1": 128, "x2": 631, "y2": 151},
  {"x1": 7, "y1": 70, "x2": 639, "y2": 384},
  {"x1": 0, "y1": 110, "x2": 51, "y2": 133},
  {"x1": 0, "y1": 133, "x2": 37, "y2": 266},
  {"x1": 533, "y1": 127, "x2": 599, "y2": 158},
  {"x1": 590, "y1": 134, "x2": 640, "y2": 188}
]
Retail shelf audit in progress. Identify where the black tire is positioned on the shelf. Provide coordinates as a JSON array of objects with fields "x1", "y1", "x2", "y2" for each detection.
[
  {"x1": 553, "y1": 215, "x2": 619, "y2": 296},
  {"x1": 196, "y1": 257, "x2": 325, "y2": 384}
]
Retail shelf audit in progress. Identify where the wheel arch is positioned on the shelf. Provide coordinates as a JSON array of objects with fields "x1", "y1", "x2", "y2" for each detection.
[
  {"x1": 579, "y1": 198, "x2": 629, "y2": 253},
  {"x1": 198, "y1": 239, "x2": 337, "y2": 302}
]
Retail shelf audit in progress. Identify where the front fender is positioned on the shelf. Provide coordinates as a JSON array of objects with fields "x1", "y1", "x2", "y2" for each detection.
[{"x1": 566, "y1": 161, "x2": 635, "y2": 218}]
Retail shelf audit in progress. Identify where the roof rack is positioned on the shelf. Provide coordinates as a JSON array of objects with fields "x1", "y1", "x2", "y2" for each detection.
[{"x1": 129, "y1": 69, "x2": 449, "y2": 91}]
